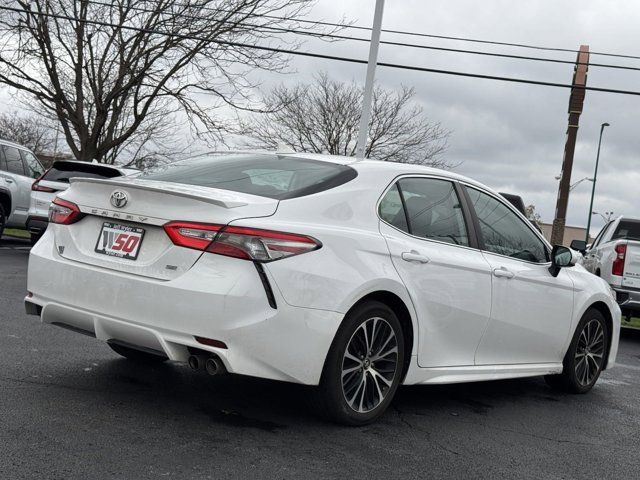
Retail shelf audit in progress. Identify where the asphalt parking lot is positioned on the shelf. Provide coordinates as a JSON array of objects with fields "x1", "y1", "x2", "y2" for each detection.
[{"x1": 2, "y1": 238, "x2": 640, "y2": 480}]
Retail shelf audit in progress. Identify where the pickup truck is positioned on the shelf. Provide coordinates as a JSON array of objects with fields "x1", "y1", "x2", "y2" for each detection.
[{"x1": 573, "y1": 216, "x2": 640, "y2": 320}]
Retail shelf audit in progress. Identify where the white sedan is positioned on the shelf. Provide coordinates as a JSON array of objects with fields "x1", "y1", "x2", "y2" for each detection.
[{"x1": 25, "y1": 153, "x2": 621, "y2": 425}]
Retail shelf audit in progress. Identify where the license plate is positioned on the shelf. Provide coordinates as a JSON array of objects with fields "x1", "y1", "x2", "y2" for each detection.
[{"x1": 95, "y1": 222, "x2": 145, "y2": 260}]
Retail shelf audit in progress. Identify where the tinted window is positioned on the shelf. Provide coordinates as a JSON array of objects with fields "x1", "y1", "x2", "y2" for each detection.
[
  {"x1": 21, "y1": 151, "x2": 44, "y2": 179},
  {"x1": 391, "y1": 178, "x2": 469, "y2": 246},
  {"x1": 379, "y1": 184, "x2": 408, "y2": 232},
  {"x1": 143, "y1": 154, "x2": 357, "y2": 200},
  {"x1": 3, "y1": 147, "x2": 25, "y2": 175},
  {"x1": 612, "y1": 220, "x2": 640, "y2": 241},
  {"x1": 590, "y1": 221, "x2": 612, "y2": 248},
  {"x1": 43, "y1": 162, "x2": 123, "y2": 183},
  {"x1": 466, "y1": 187, "x2": 548, "y2": 263}
]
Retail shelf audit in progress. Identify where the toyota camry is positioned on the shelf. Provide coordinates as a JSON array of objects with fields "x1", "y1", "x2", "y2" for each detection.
[{"x1": 25, "y1": 152, "x2": 621, "y2": 425}]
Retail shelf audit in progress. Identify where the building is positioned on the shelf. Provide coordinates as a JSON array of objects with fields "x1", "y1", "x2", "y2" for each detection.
[{"x1": 540, "y1": 222, "x2": 594, "y2": 246}]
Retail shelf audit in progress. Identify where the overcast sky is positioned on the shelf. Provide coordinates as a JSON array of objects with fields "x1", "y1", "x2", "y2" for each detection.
[
  {"x1": 1, "y1": 0, "x2": 637, "y2": 236},
  {"x1": 279, "y1": 0, "x2": 640, "y2": 235}
]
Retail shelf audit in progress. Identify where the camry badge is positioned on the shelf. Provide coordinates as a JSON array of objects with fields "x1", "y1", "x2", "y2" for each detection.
[{"x1": 110, "y1": 190, "x2": 128, "y2": 208}]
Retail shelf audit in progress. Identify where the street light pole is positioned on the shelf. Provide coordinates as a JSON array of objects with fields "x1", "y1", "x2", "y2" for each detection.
[
  {"x1": 585, "y1": 122, "x2": 610, "y2": 242},
  {"x1": 356, "y1": 0, "x2": 385, "y2": 159}
]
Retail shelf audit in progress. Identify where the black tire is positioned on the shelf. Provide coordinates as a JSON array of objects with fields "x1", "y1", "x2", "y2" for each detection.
[
  {"x1": 545, "y1": 308, "x2": 609, "y2": 393},
  {"x1": 0, "y1": 202, "x2": 5, "y2": 239},
  {"x1": 108, "y1": 342, "x2": 168, "y2": 364},
  {"x1": 30, "y1": 233, "x2": 42, "y2": 246},
  {"x1": 310, "y1": 301, "x2": 405, "y2": 426}
]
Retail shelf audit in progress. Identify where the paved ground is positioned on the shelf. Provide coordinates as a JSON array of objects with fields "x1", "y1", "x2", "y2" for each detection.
[{"x1": 2, "y1": 240, "x2": 640, "y2": 479}]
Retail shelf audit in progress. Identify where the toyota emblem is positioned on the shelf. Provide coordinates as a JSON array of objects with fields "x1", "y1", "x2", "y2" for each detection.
[{"x1": 110, "y1": 190, "x2": 128, "y2": 208}]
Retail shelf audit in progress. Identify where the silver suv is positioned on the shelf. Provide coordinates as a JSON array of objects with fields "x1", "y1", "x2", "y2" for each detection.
[{"x1": 0, "y1": 139, "x2": 45, "y2": 238}]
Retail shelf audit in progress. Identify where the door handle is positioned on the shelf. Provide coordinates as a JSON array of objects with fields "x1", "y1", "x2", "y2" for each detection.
[
  {"x1": 3, "y1": 178, "x2": 13, "y2": 184},
  {"x1": 401, "y1": 251, "x2": 430, "y2": 264},
  {"x1": 493, "y1": 267, "x2": 515, "y2": 279}
]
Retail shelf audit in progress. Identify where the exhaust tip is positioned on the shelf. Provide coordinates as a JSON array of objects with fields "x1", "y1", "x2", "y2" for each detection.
[
  {"x1": 188, "y1": 354, "x2": 205, "y2": 370},
  {"x1": 205, "y1": 356, "x2": 226, "y2": 376}
]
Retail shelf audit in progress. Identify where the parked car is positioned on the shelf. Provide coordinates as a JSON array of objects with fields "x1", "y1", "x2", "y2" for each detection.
[
  {"x1": 0, "y1": 139, "x2": 45, "y2": 239},
  {"x1": 25, "y1": 153, "x2": 620, "y2": 425},
  {"x1": 574, "y1": 216, "x2": 640, "y2": 321},
  {"x1": 28, "y1": 160, "x2": 139, "y2": 244}
]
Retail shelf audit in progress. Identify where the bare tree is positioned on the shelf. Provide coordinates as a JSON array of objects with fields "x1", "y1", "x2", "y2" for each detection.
[
  {"x1": 241, "y1": 73, "x2": 452, "y2": 167},
  {"x1": 0, "y1": 111, "x2": 56, "y2": 154},
  {"x1": 525, "y1": 204, "x2": 542, "y2": 229},
  {"x1": 0, "y1": 0, "x2": 336, "y2": 163}
]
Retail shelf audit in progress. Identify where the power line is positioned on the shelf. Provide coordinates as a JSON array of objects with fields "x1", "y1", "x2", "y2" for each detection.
[
  {"x1": 81, "y1": 0, "x2": 640, "y2": 73},
  {"x1": 162, "y1": 0, "x2": 640, "y2": 61},
  {"x1": 3, "y1": 4, "x2": 640, "y2": 98}
]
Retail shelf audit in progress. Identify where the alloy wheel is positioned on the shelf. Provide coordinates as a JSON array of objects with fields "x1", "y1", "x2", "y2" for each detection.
[
  {"x1": 341, "y1": 317, "x2": 399, "y2": 413},
  {"x1": 574, "y1": 318, "x2": 605, "y2": 386}
]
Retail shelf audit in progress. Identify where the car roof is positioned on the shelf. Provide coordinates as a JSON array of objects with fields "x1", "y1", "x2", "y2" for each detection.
[{"x1": 0, "y1": 138, "x2": 34, "y2": 151}]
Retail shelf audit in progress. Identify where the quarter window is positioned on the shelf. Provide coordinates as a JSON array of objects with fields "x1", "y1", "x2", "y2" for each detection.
[
  {"x1": 466, "y1": 187, "x2": 548, "y2": 263},
  {"x1": 21, "y1": 151, "x2": 44, "y2": 179},
  {"x1": 3, "y1": 147, "x2": 25, "y2": 176},
  {"x1": 380, "y1": 178, "x2": 469, "y2": 247}
]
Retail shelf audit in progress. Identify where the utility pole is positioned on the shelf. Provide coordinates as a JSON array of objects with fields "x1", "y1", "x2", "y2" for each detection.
[
  {"x1": 550, "y1": 45, "x2": 590, "y2": 246},
  {"x1": 356, "y1": 0, "x2": 385, "y2": 159}
]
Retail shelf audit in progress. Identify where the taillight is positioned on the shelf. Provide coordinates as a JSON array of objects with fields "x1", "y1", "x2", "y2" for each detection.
[
  {"x1": 48, "y1": 198, "x2": 84, "y2": 225},
  {"x1": 163, "y1": 222, "x2": 321, "y2": 261},
  {"x1": 163, "y1": 222, "x2": 223, "y2": 251},
  {"x1": 612, "y1": 243, "x2": 627, "y2": 276},
  {"x1": 32, "y1": 183, "x2": 57, "y2": 192},
  {"x1": 32, "y1": 168, "x2": 56, "y2": 192}
]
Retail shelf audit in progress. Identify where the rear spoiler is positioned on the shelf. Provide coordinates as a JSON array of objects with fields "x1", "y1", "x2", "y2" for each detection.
[{"x1": 69, "y1": 177, "x2": 273, "y2": 209}]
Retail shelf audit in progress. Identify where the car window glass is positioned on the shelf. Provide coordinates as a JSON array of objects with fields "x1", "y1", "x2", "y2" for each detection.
[
  {"x1": 466, "y1": 187, "x2": 548, "y2": 263},
  {"x1": 612, "y1": 220, "x2": 640, "y2": 241},
  {"x1": 3, "y1": 147, "x2": 25, "y2": 176},
  {"x1": 0, "y1": 147, "x2": 6, "y2": 171},
  {"x1": 396, "y1": 178, "x2": 469, "y2": 246},
  {"x1": 21, "y1": 151, "x2": 44, "y2": 179},
  {"x1": 590, "y1": 222, "x2": 610, "y2": 249},
  {"x1": 379, "y1": 184, "x2": 409, "y2": 232}
]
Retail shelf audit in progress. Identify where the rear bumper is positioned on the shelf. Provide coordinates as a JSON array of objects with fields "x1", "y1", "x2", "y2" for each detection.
[
  {"x1": 26, "y1": 216, "x2": 49, "y2": 235},
  {"x1": 613, "y1": 287, "x2": 640, "y2": 315},
  {"x1": 26, "y1": 230, "x2": 342, "y2": 385}
]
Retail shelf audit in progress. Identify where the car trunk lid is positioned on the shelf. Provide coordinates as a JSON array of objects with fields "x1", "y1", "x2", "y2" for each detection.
[
  {"x1": 52, "y1": 177, "x2": 278, "y2": 280},
  {"x1": 622, "y1": 241, "x2": 640, "y2": 289}
]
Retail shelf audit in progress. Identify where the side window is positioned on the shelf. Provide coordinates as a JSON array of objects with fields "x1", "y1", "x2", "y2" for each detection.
[
  {"x1": 0, "y1": 147, "x2": 6, "y2": 171},
  {"x1": 466, "y1": 187, "x2": 548, "y2": 263},
  {"x1": 397, "y1": 178, "x2": 469, "y2": 246},
  {"x1": 3, "y1": 147, "x2": 26, "y2": 176},
  {"x1": 590, "y1": 222, "x2": 611, "y2": 249},
  {"x1": 21, "y1": 151, "x2": 44, "y2": 179},
  {"x1": 379, "y1": 184, "x2": 409, "y2": 232}
]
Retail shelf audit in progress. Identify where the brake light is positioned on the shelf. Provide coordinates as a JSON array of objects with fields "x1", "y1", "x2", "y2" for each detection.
[
  {"x1": 32, "y1": 182, "x2": 57, "y2": 192},
  {"x1": 48, "y1": 198, "x2": 84, "y2": 225},
  {"x1": 163, "y1": 222, "x2": 321, "y2": 261},
  {"x1": 163, "y1": 222, "x2": 223, "y2": 251},
  {"x1": 32, "y1": 168, "x2": 56, "y2": 192},
  {"x1": 612, "y1": 243, "x2": 627, "y2": 276}
]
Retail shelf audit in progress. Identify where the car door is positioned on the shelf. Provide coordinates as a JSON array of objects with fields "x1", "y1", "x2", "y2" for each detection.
[
  {"x1": 464, "y1": 186, "x2": 575, "y2": 366},
  {"x1": 378, "y1": 177, "x2": 493, "y2": 368},
  {"x1": 583, "y1": 222, "x2": 611, "y2": 274},
  {"x1": 0, "y1": 146, "x2": 32, "y2": 226}
]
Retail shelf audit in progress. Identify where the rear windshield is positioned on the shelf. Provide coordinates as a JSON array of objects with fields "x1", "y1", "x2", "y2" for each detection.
[
  {"x1": 43, "y1": 162, "x2": 123, "y2": 183},
  {"x1": 142, "y1": 154, "x2": 357, "y2": 200},
  {"x1": 612, "y1": 220, "x2": 640, "y2": 241}
]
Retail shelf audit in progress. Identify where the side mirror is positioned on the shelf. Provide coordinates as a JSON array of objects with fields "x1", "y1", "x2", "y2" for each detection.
[
  {"x1": 549, "y1": 245, "x2": 575, "y2": 277},
  {"x1": 570, "y1": 239, "x2": 587, "y2": 253}
]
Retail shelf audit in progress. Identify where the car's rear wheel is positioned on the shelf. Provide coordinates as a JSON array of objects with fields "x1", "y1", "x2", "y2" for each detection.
[
  {"x1": 545, "y1": 308, "x2": 608, "y2": 393},
  {"x1": 108, "y1": 343, "x2": 168, "y2": 364},
  {"x1": 311, "y1": 301, "x2": 405, "y2": 425}
]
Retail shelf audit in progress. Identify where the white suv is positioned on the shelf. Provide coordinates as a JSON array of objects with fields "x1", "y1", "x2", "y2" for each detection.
[{"x1": 0, "y1": 139, "x2": 45, "y2": 238}]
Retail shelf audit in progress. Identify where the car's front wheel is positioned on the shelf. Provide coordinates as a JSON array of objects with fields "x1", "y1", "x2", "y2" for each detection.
[
  {"x1": 0, "y1": 203, "x2": 6, "y2": 239},
  {"x1": 545, "y1": 308, "x2": 609, "y2": 393},
  {"x1": 312, "y1": 301, "x2": 405, "y2": 425}
]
